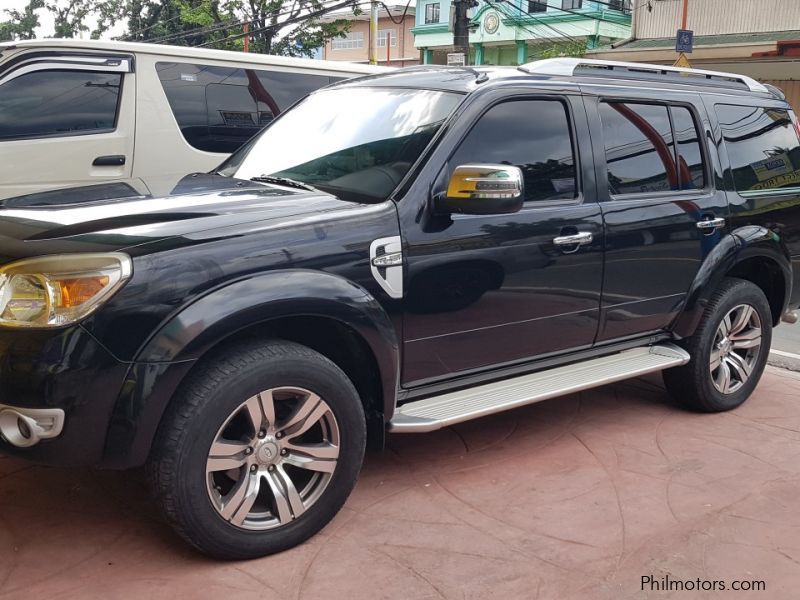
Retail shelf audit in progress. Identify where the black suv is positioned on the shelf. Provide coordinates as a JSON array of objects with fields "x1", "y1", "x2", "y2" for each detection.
[{"x1": 0, "y1": 59, "x2": 798, "y2": 559}]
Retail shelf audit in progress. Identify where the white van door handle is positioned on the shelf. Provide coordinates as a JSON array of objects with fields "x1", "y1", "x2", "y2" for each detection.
[{"x1": 93, "y1": 155, "x2": 126, "y2": 167}]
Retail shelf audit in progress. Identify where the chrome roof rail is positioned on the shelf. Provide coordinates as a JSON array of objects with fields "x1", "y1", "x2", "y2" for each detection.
[{"x1": 519, "y1": 57, "x2": 769, "y2": 94}]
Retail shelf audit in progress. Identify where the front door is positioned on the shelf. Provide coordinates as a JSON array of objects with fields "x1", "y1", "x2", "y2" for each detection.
[
  {"x1": 0, "y1": 54, "x2": 135, "y2": 201},
  {"x1": 401, "y1": 93, "x2": 604, "y2": 385}
]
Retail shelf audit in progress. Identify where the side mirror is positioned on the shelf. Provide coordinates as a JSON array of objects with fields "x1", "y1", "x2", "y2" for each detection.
[{"x1": 438, "y1": 164, "x2": 524, "y2": 215}]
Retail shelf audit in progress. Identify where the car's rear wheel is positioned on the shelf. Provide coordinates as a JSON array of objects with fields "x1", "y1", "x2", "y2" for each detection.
[
  {"x1": 148, "y1": 340, "x2": 366, "y2": 560},
  {"x1": 663, "y1": 277, "x2": 772, "y2": 412}
]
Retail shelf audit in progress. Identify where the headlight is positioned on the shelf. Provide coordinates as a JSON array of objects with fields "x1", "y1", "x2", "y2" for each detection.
[{"x1": 0, "y1": 253, "x2": 132, "y2": 328}]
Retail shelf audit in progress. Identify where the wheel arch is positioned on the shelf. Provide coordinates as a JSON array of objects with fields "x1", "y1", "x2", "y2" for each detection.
[
  {"x1": 102, "y1": 270, "x2": 399, "y2": 468},
  {"x1": 672, "y1": 226, "x2": 792, "y2": 337}
]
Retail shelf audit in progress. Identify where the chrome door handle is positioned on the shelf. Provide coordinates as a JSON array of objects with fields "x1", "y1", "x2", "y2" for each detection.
[
  {"x1": 553, "y1": 232, "x2": 593, "y2": 247},
  {"x1": 696, "y1": 217, "x2": 726, "y2": 231}
]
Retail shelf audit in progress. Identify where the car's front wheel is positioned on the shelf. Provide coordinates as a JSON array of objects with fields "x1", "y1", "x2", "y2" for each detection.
[
  {"x1": 664, "y1": 277, "x2": 772, "y2": 412},
  {"x1": 148, "y1": 340, "x2": 366, "y2": 560}
]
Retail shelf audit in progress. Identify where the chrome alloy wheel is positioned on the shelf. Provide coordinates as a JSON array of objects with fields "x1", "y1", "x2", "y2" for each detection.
[
  {"x1": 710, "y1": 304, "x2": 763, "y2": 395},
  {"x1": 205, "y1": 387, "x2": 340, "y2": 530}
]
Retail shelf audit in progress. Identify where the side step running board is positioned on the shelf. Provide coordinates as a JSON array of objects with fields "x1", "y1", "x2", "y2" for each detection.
[{"x1": 389, "y1": 344, "x2": 690, "y2": 433}]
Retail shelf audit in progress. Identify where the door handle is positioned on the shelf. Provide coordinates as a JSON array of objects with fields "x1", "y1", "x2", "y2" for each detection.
[
  {"x1": 696, "y1": 217, "x2": 725, "y2": 232},
  {"x1": 553, "y1": 232, "x2": 593, "y2": 247},
  {"x1": 92, "y1": 155, "x2": 126, "y2": 167}
]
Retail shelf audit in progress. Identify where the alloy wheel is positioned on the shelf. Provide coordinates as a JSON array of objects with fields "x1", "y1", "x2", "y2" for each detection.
[
  {"x1": 709, "y1": 303, "x2": 763, "y2": 395},
  {"x1": 205, "y1": 386, "x2": 340, "y2": 530}
]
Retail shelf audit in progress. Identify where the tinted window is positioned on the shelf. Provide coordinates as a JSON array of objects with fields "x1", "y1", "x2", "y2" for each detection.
[
  {"x1": 600, "y1": 102, "x2": 675, "y2": 195},
  {"x1": 0, "y1": 70, "x2": 121, "y2": 140},
  {"x1": 672, "y1": 106, "x2": 706, "y2": 190},
  {"x1": 156, "y1": 62, "x2": 333, "y2": 154},
  {"x1": 449, "y1": 99, "x2": 577, "y2": 203},
  {"x1": 716, "y1": 104, "x2": 800, "y2": 192}
]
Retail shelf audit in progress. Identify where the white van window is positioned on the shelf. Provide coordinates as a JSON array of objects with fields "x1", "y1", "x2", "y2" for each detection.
[
  {"x1": 156, "y1": 62, "x2": 339, "y2": 154},
  {"x1": 0, "y1": 70, "x2": 122, "y2": 140}
]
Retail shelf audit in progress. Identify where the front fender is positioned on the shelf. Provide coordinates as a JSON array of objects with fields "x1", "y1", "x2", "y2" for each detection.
[
  {"x1": 102, "y1": 269, "x2": 399, "y2": 468},
  {"x1": 672, "y1": 226, "x2": 792, "y2": 337}
]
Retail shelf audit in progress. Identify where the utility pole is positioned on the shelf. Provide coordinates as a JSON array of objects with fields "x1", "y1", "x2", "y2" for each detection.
[
  {"x1": 452, "y1": 0, "x2": 476, "y2": 64},
  {"x1": 369, "y1": 0, "x2": 379, "y2": 65}
]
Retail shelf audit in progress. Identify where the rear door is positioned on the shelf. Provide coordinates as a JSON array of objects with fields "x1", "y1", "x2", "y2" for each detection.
[
  {"x1": 0, "y1": 53, "x2": 135, "y2": 200},
  {"x1": 584, "y1": 91, "x2": 729, "y2": 341}
]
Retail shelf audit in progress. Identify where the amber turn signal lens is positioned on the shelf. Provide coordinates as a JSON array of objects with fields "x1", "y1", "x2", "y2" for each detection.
[{"x1": 56, "y1": 276, "x2": 110, "y2": 308}]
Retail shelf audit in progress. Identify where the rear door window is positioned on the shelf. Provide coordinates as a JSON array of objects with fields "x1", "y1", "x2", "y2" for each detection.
[
  {"x1": 599, "y1": 101, "x2": 707, "y2": 195},
  {"x1": 0, "y1": 70, "x2": 122, "y2": 140},
  {"x1": 715, "y1": 104, "x2": 800, "y2": 192},
  {"x1": 156, "y1": 62, "x2": 335, "y2": 154}
]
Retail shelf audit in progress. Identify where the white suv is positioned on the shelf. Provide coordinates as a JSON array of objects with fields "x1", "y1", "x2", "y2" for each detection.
[{"x1": 0, "y1": 39, "x2": 388, "y2": 201}]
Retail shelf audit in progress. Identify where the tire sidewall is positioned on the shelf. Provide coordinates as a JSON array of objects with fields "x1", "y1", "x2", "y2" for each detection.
[
  {"x1": 693, "y1": 281, "x2": 772, "y2": 410},
  {"x1": 163, "y1": 344, "x2": 366, "y2": 559}
]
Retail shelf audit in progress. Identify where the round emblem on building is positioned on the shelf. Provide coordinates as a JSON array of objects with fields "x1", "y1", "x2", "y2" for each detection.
[{"x1": 484, "y1": 12, "x2": 500, "y2": 34}]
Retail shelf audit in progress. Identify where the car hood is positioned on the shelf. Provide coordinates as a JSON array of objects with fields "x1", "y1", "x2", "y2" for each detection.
[{"x1": 0, "y1": 175, "x2": 370, "y2": 260}]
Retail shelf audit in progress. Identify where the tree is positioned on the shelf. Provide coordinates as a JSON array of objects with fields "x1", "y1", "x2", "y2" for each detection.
[
  {"x1": 117, "y1": 0, "x2": 358, "y2": 58},
  {"x1": 0, "y1": 0, "x2": 45, "y2": 41}
]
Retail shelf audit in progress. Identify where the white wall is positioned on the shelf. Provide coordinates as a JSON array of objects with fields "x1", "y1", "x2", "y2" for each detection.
[{"x1": 636, "y1": 0, "x2": 800, "y2": 39}]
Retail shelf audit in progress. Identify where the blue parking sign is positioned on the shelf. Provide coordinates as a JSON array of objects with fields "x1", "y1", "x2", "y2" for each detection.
[{"x1": 676, "y1": 29, "x2": 694, "y2": 53}]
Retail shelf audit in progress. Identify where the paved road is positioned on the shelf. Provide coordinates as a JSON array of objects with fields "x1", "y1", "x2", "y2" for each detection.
[
  {"x1": 1, "y1": 368, "x2": 799, "y2": 600},
  {"x1": 770, "y1": 322, "x2": 800, "y2": 370}
]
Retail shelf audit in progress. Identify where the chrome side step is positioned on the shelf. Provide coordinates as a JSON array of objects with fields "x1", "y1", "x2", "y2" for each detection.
[{"x1": 389, "y1": 344, "x2": 690, "y2": 433}]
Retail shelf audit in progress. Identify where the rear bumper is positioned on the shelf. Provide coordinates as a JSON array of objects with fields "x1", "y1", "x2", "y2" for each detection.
[{"x1": 0, "y1": 326, "x2": 129, "y2": 467}]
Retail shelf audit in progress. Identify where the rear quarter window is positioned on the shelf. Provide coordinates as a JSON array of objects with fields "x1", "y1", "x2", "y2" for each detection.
[
  {"x1": 156, "y1": 62, "x2": 336, "y2": 154},
  {"x1": 715, "y1": 104, "x2": 800, "y2": 192}
]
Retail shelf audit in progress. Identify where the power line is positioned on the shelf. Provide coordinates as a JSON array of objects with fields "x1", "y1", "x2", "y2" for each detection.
[
  {"x1": 492, "y1": 0, "x2": 583, "y2": 47},
  {"x1": 116, "y1": 12, "x2": 185, "y2": 40},
  {"x1": 194, "y1": 0, "x2": 375, "y2": 48},
  {"x1": 376, "y1": 0, "x2": 413, "y2": 26},
  {"x1": 126, "y1": 0, "x2": 367, "y2": 48}
]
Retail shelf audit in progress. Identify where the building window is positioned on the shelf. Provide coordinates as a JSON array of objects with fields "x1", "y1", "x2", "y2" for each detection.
[
  {"x1": 561, "y1": 0, "x2": 582, "y2": 9},
  {"x1": 424, "y1": 3, "x2": 440, "y2": 24},
  {"x1": 377, "y1": 29, "x2": 398, "y2": 47},
  {"x1": 331, "y1": 31, "x2": 364, "y2": 50},
  {"x1": 607, "y1": 0, "x2": 631, "y2": 13},
  {"x1": 528, "y1": 0, "x2": 547, "y2": 12}
]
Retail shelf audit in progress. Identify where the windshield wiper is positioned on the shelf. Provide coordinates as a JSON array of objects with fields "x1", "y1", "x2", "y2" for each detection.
[{"x1": 250, "y1": 175, "x2": 317, "y2": 192}]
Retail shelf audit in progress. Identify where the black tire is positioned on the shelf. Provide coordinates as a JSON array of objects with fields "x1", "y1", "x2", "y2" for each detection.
[
  {"x1": 663, "y1": 277, "x2": 772, "y2": 412},
  {"x1": 147, "y1": 339, "x2": 366, "y2": 560}
]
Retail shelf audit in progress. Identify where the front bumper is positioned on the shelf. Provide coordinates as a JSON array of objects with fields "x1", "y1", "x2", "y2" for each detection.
[{"x1": 0, "y1": 325, "x2": 130, "y2": 466}]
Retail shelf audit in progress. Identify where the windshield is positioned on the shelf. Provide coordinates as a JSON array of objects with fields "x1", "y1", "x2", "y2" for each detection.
[{"x1": 218, "y1": 87, "x2": 463, "y2": 200}]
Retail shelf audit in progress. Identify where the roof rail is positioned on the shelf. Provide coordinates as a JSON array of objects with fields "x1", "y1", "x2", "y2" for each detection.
[{"x1": 519, "y1": 57, "x2": 768, "y2": 94}]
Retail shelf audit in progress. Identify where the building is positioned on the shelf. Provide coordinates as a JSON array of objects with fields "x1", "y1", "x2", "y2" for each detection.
[
  {"x1": 413, "y1": 0, "x2": 632, "y2": 66},
  {"x1": 589, "y1": 0, "x2": 800, "y2": 110},
  {"x1": 319, "y1": 5, "x2": 420, "y2": 67}
]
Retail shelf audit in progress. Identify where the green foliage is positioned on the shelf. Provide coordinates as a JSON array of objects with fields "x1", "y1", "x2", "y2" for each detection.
[
  {"x1": 119, "y1": 0, "x2": 360, "y2": 57},
  {"x1": 0, "y1": 0, "x2": 44, "y2": 41},
  {"x1": 530, "y1": 39, "x2": 587, "y2": 60},
  {"x1": 0, "y1": 0, "x2": 360, "y2": 59}
]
